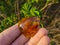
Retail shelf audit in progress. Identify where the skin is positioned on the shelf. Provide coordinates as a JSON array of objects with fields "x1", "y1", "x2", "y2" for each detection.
[{"x1": 0, "y1": 23, "x2": 50, "y2": 45}]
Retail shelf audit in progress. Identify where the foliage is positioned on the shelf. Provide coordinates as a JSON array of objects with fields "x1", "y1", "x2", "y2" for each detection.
[
  {"x1": 0, "y1": 14, "x2": 18, "y2": 32},
  {"x1": 20, "y1": 0, "x2": 43, "y2": 27},
  {"x1": 0, "y1": 0, "x2": 15, "y2": 16},
  {"x1": 0, "y1": 0, "x2": 43, "y2": 32},
  {"x1": 21, "y1": 4, "x2": 42, "y2": 17},
  {"x1": 20, "y1": 1, "x2": 42, "y2": 18},
  {"x1": 50, "y1": 41, "x2": 57, "y2": 45}
]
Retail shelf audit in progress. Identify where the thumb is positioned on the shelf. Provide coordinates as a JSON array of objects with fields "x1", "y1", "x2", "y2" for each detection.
[{"x1": 25, "y1": 28, "x2": 48, "y2": 45}]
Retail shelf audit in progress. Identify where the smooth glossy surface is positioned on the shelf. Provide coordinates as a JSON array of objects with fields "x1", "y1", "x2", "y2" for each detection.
[{"x1": 18, "y1": 16, "x2": 40, "y2": 38}]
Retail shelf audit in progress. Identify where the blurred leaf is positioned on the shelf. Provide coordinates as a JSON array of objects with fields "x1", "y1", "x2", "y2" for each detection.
[
  {"x1": 0, "y1": 15, "x2": 18, "y2": 32},
  {"x1": 27, "y1": 0, "x2": 35, "y2": 3},
  {"x1": 30, "y1": 7, "x2": 36, "y2": 16},
  {"x1": 47, "y1": 0, "x2": 51, "y2": 2},
  {"x1": 54, "y1": 0, "x2": 59, "y2": 3},
  {"x1": 34, "y1": 11, "x2": 39, "y2": 15},
  {"x1": 50, "y1": 41, "x2": 57, "y2": 45},
  {"x1": 35, "y1": 0, "x2": 39, "y2": 3},
  {"x1": 21, "y1": 2, "x2": 42, "y2": 18}
]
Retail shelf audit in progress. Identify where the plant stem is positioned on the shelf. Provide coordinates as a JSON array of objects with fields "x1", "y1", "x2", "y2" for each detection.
[
  {"x1": 40, "y1": 2, "x2": 53, "y2": 11},
  {"x1": 0, "y1": 14, "x2": 7, "y2": 18},
  {"x1": 15, "y1": 0, "x2": 20, "y2": 20}
]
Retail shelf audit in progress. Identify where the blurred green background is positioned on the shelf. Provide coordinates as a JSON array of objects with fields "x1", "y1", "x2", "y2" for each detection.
[{"x1": 0, "y1": 0, "x2": 60, "y2": 45}]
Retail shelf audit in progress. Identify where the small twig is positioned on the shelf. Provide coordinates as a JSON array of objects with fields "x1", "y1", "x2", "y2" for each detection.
[
  {"x1": 40, "y1": 2, "x2": 53, "y2": 11},
  {"x1": 55, "y1": 5, "x2": 60, "y2": 13},
  {"x1": 0, "y1": 14, "x2": 7, "y2": 18},
  {"x1": 44, "y1": 4, "x2": 52, "y2": 16},
  {"x1": 15, "y1": 0, "x2": 20, "y2": 20}
]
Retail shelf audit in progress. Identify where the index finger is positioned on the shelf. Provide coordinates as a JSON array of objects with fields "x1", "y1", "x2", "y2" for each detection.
[{"x1": 0, "y1": 23, "x2": 21, "y2": 45}]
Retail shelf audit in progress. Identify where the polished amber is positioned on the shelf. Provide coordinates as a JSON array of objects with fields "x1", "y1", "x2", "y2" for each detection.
[{"x1": 18, "y1": 16, "x2": 40, "y2": 38}]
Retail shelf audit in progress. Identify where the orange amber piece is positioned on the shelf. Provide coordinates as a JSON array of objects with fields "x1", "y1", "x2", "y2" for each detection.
[{"x1": 18, "y1": 16, "x2": 40, "y2": 38}]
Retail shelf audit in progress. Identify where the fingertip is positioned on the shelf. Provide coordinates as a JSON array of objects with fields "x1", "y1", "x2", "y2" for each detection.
[
  {"x1": 43, "y1": 36, "x2": 50, "y2": 42},
  {"x1": 39, "y1": 28, "x2": 48, "y2": 35},
  {"x1": 37, "y1": 36, "x2": 50, "y2": 45}
]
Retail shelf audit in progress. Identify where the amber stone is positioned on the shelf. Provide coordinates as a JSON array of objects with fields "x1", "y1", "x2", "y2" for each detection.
[{"x1": 18, "y1": 16, "x2": 40, "y2": 38}]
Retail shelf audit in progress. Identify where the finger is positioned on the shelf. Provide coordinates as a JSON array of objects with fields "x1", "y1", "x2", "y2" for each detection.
[
  {"x1": 25, "y1": 28, "x2": 48, "y2": 45},
  {"x1": 11, "y1": 34, "x2": 28, "y2": 45},
  {"x1": 0, "y1": 23, "x2": 21, "y2": 45},
  {"x1": 37, "y1": 36, "x2": 50, "y2": 45}
]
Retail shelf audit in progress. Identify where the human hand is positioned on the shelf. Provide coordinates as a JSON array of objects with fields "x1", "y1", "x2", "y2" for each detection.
[{"x1": 0, "y1": 23, "x2": 50, "y2": 45}]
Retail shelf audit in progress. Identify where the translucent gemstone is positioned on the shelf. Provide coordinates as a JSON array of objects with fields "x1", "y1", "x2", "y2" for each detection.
[{"x1": 18, "y1": 16, "x2": 40, "y2": 38}]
